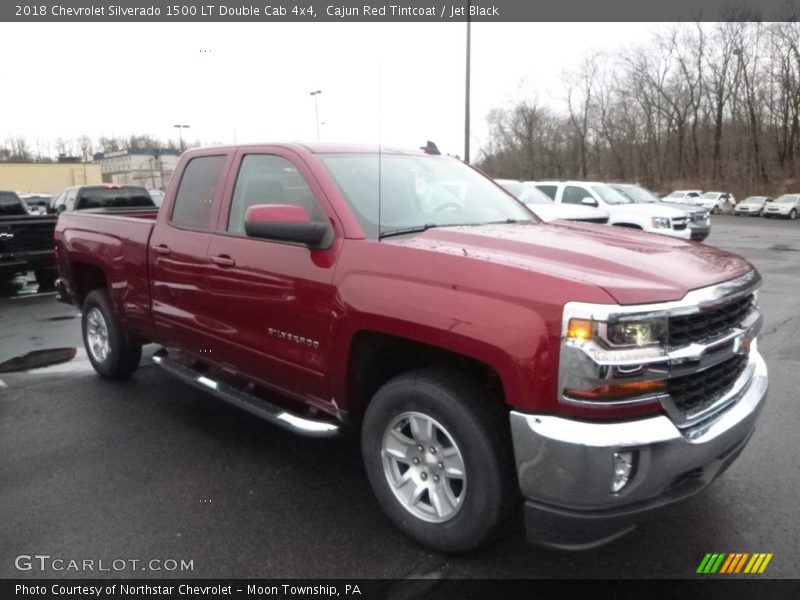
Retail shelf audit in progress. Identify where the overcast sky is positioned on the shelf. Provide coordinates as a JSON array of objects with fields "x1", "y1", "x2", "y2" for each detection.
[{"x1": 2, "y1": 22, "x2": 663, "y2": 158}]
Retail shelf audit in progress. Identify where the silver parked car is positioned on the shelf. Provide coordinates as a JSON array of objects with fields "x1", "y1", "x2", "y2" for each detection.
[
  {"x1": 734, "y1": 196, "x2": 773, "y2": 216},
  {"x1": 761, "y1": 194, "x2": 800, "y2": 219}
]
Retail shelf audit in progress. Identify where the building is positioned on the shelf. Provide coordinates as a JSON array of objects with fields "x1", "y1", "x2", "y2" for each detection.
[
  {"x1": 0, "y1": 163, "x2": 103, "y2": 195},
  {"x1": 92, "y1": 149, "x2": 181, "y2": 190}
]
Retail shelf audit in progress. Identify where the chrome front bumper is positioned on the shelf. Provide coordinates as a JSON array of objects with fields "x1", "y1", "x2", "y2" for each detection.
[{"x1": 510, "y1": 346, "x2": 768, "y2": 549}]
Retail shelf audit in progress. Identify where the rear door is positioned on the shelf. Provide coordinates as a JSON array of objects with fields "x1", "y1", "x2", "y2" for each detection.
[
  {"x1": 202, "y1": 147, "x2": 341, "y2": 404},
  {"x1": 148, "y1": 150, "x2": 234, "y2": 350}
]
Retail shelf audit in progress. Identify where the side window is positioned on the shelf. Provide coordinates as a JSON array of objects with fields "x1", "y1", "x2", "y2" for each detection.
[
  {"x1": 562, "y1": 186, "x2": 589, "y2": 204},
  {"x1": 227, "y1": 154, "x2": 324, "y2": 235},
  {"x1": 171, "y1": 156, "x2": 227, "y2": 230},
  {"x1": 535, "y1": 185, "x2": 557, "y2": 200}
]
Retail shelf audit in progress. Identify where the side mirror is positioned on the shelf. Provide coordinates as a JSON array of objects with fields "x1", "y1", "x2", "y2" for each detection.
[
  {"x1": 581, "y1": 197, "x2": 598, "y2": 207},
  {"x1": 244, "y1": 204, "x2": 331, "y2": 248}
]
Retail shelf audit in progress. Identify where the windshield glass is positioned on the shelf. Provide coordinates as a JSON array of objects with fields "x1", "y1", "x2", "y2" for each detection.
[
  {"x1": 666, "y1": 192, "x2": 685, "y2": 198},
  {"x1": 614, "y1": 185, "x2": 658, "y2": 203},
  {"x1": 741, "y1": 197, "x2": 766, "y2": 205},
  {"x1": 592, "y1": 185, "x2": 634, "y2": 205},
  {"x1": 773, "y1": 195, "x2": 798, "y2": 204},
  {"x1": 700, "y1": 192, "x2": 721, "y2": 199},
  {"x1": 76, "y1": 187, "x2": 154, "y2": 210},
  {"x1": 319, "y1": 154, "x2": 535, "y2": 238}
]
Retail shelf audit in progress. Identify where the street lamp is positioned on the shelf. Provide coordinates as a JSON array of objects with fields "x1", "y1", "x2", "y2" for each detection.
[
  {"x1": 173, "y1": 124, "x2": 190, "y2": 152},
  {"x1": 309, "y1": 90, "x2": 322, "y2": 140}
]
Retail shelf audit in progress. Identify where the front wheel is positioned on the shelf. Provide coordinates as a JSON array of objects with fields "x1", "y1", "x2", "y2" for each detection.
[
  {"x1": 361, "y1": 368, "x2": 515, "y2": 553},
  {"x1": 789, "y1": 209, "x2": 797, "y2": 220},
  {"x1": 82, "y1": 289, "x2": 142, "y2": 380}
]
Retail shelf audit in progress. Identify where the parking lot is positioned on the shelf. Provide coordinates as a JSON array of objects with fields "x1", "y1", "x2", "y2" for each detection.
[{"x1": 1, "y1": 214, "x2": 798, "y2": 579}]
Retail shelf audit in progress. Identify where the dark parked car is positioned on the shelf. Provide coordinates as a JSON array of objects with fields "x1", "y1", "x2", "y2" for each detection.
[
  {"x1": 0, "y1": 190, "x2": 58, "y2": 287},
  {"x1": 50, "y1": 184, "x2": 154, "y2": 214}
]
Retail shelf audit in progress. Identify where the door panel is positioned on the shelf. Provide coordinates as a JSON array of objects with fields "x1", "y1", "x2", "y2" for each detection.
[
  {"x1": 203, "y1": 149, "x2": 340, "y2": 403},
  {"x1": 149, "y1": 152, "x2": 231, "y2": 350}
]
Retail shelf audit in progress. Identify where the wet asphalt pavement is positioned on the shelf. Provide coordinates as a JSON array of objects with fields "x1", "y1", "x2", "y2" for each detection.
[{"x1": 1, "y1": 215, "x2": 798, "y2": 579}]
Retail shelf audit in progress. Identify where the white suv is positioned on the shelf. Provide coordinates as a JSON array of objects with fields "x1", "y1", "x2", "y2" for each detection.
[{"x1": 531, "y1": 181, "x2": 692, "y2": 239}]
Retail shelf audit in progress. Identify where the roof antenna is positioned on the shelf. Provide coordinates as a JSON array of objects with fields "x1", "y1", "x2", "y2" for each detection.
[{"x1": 420, "y1": 141, "x2": 441, "y2": 155}]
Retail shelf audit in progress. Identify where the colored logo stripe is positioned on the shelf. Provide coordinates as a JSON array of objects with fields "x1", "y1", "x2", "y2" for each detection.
[{"x1": 697, "y1": 553, "x2": 773, "y2": 574}]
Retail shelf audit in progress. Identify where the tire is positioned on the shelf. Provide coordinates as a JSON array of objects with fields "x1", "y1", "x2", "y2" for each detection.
[
  {"x1": 361, "y1": 368, "x2": 515, "y2": 553},
  {"x1": 34, "y1": 268, "x2": 57, "y2": 290},
  {"x1": 712, "y1": 205, "x2": 720, "y2": 215},
  {"x1": 82, "y1": 289, "x2": 142, "y2": 380},
  {"x1": 790, "y1": 209, "x2": 797, "y2": 220}
]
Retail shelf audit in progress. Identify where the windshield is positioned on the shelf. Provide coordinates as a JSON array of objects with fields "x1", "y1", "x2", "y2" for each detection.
[
  {"x1": 700, "y1": 192, "x2": 721, "y2": 199},
  {"x1": 773, "y1": 195, "x2": 798, "y2": 204},
  {"x1": 592, "y1": 185, "x2": 634, "y2": 205},
  {"x1": 319, "y1": 154, "x2": 535, "y2": 238},
  {"x1": 614, "y1": 185, "x2": 659, "y2": 204},
  {"x1": 76, "y1": 187, "x2": 154, "y2": 210},
  {"x1": 666, "y1": 192, "x2": 685, "y2": 198},
  {"x1": 741, "y1": 197, "x2": 766, "y2": 205}
]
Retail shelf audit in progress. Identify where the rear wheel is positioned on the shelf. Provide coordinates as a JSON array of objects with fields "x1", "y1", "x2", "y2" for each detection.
[
  {"x1": 789, "y1": 209, "x2": 797, "y2": 220},
  {"x1": 362, "y1": 368, "x2": 515, "y2": 553},
  {"x1": 82, "y1": 289, "x2": 142, "y2": 380}
]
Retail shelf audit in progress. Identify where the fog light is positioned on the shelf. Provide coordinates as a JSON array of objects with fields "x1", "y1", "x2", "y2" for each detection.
[{"x1": 612, "y1": 451, "x2": 635, "y2": 493}]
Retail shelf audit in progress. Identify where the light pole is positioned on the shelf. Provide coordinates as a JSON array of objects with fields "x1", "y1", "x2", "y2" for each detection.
[
  {"x1": 465, "y1": 5, "x2": 471, "y2": 164},
  {"x1": 309, "y1": 90, "x2": 322, "y2": 140},
  {"x1": 173, "y1": 124, "x2": 190, "y2": 152}
]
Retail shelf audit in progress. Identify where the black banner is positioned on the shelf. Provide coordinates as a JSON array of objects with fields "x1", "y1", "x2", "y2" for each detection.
[
  {"x1": 2, "y1": 0, "x2": 800, "y2": 22},
  {"x1": 3, "y1": 579, "x2": 800, "y2": 600}
]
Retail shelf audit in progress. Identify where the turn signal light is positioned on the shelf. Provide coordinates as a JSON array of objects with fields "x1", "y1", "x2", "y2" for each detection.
[
  {"x1": 567, "y1": 318, "x2": 594, "y2": 341},
  {"x1": 564, "y1": 379, "x2": 666, "y2": 401}
]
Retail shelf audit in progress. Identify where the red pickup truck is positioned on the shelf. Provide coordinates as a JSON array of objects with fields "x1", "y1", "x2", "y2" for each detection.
[{"x1": 55, "y1": 143, "x2": 768, "y2": 552}]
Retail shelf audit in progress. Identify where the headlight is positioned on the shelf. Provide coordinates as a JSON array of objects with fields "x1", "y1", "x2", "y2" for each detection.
[
  {"x1": 568, "y1": 317, "x2": 666, "y2": 348},
  {"x1": 651, "y1": 217, "x2": 670, "y2": 229}
]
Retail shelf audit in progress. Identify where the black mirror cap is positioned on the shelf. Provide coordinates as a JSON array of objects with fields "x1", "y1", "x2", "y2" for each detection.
[{"x1": 244, "y1": 220, "x2": 333, "y2": 249}]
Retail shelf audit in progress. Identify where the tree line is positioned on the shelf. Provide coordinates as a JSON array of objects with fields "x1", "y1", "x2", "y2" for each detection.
[
  {"x1": 478, "y1": 21, "x2": 800, "y2": 198},
  {"x1": 0, "y1": 135, "x2": 194, "y2": 163}
]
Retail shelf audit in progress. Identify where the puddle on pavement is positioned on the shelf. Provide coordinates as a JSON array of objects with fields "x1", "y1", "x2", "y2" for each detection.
[
  {"x1": 0, "y1": 347, "x2": 78, "y2": 373},
  {"x1": 0, "y1": 347, "x2": 96, "y2": 388}
]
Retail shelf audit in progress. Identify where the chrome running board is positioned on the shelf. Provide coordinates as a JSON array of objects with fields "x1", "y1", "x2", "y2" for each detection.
[{"x1": 152, "y1": 352, "x2": 340, "y2": 438}]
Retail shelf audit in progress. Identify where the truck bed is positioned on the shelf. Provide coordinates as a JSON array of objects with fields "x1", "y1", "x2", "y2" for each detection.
[{"x1": 55, "y1": 208, "x2": 159, "y2": 339}]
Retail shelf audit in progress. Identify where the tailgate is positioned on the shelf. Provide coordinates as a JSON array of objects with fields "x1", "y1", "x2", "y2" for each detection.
[{"x1": 0, "y1": 216, "x2": 57, "y2": 256}]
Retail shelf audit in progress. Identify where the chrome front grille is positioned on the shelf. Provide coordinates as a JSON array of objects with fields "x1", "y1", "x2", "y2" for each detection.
[
  {"x1": 668, "y1": 294, "x2": 754, "y2": 347},
  {"x1": 668, "y1": 353, "x2": 748, "y2": 417}
]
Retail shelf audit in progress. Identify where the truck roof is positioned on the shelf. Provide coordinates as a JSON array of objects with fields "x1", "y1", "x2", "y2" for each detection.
[{"x1": 183, "y1": 142, "x2": 432, "y2": 156}]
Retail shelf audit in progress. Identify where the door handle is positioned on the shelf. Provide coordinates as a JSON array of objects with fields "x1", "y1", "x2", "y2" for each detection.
[
  {"x1": 154, "y1": 244, "x2": 171, "y2": 255},
  {"x1": 210, "y1": 255, "x2": 236, "y2": 267}
]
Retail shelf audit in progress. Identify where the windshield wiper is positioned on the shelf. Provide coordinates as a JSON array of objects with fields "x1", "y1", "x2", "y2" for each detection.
[{"x1": 379, "y1": 223, "x2": 441, "y2": 239}]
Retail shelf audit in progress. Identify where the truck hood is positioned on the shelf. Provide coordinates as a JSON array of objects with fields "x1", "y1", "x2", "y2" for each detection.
[{"x1": 386, "y1": 222, "x2": 753, "y2": 305}]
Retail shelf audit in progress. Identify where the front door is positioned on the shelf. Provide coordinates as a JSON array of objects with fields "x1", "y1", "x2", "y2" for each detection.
[{"x1": 202, "y1": 148, "x2": 341, "y2": 406}]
